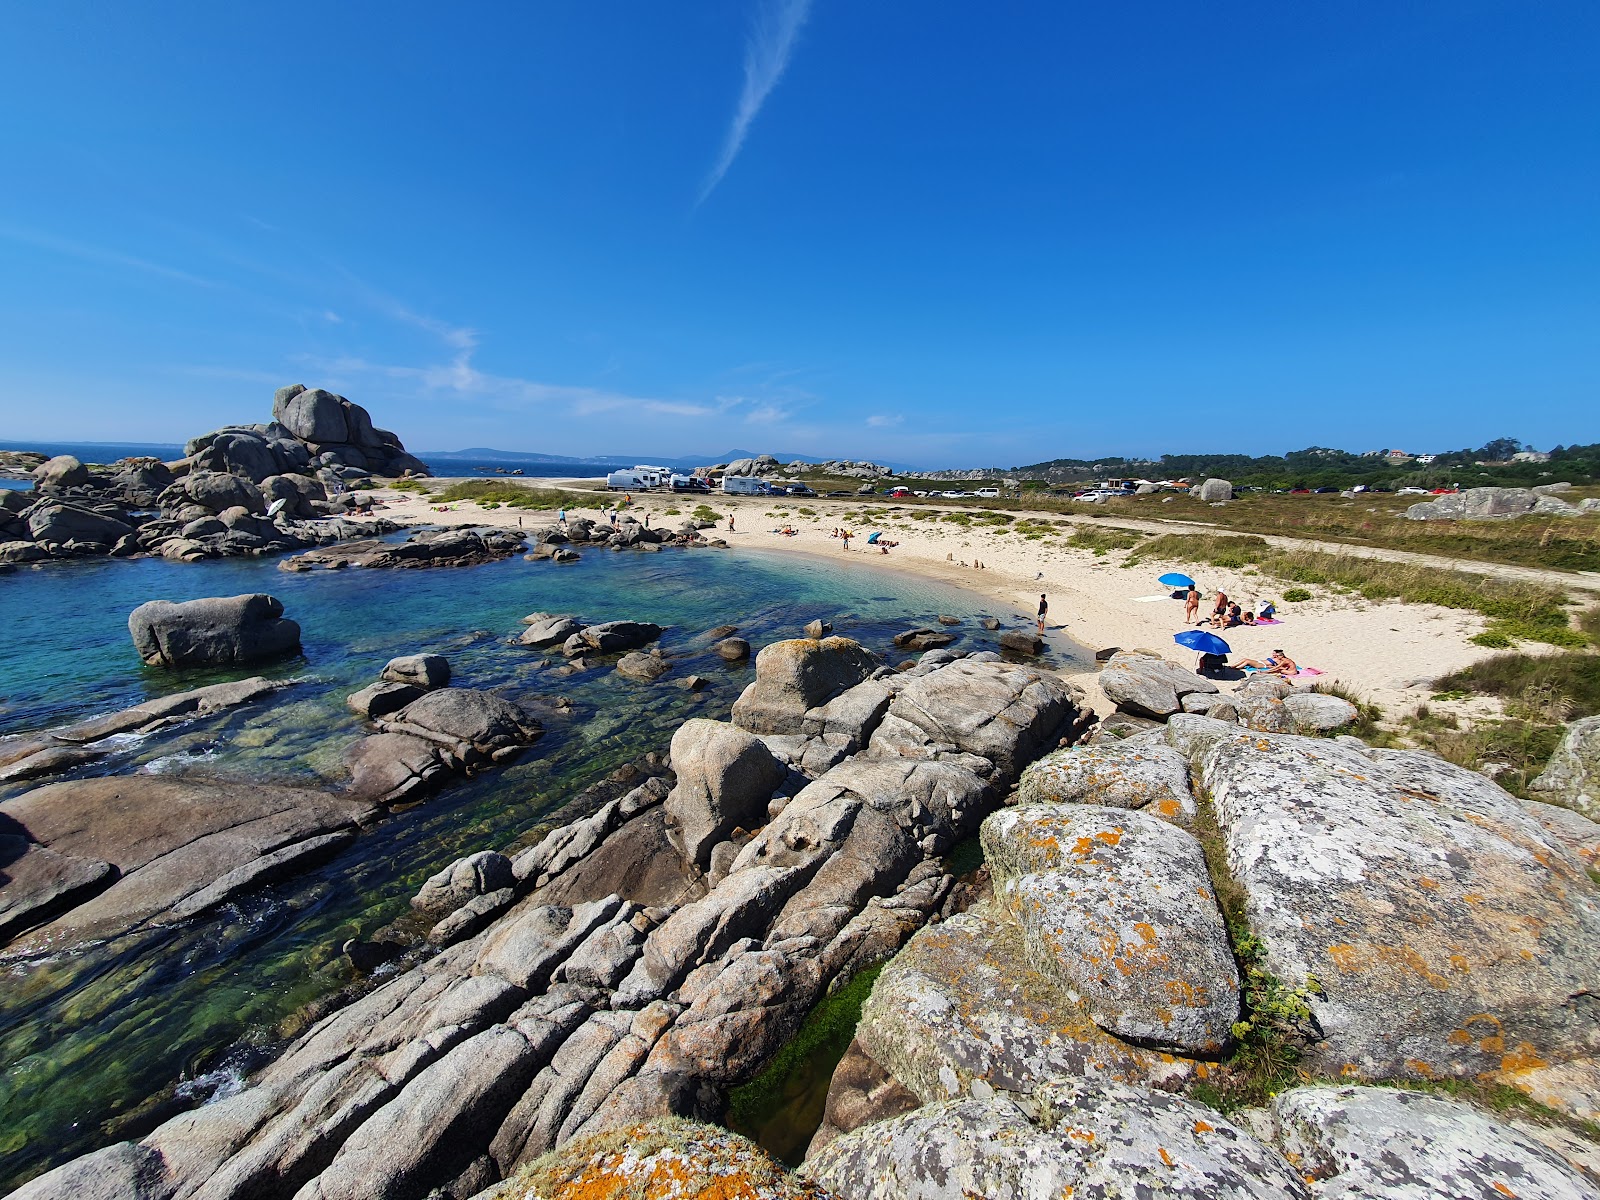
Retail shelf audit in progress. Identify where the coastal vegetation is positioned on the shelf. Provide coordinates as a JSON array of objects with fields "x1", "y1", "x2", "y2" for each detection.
[{"x1": 428, "y1": 479, "x2": 567, "y2": 509}]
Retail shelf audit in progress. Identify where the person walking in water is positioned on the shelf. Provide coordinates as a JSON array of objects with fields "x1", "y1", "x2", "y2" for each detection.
[{"x1": 1037, "y1": 594, "x2": 1048, "y2": 635}]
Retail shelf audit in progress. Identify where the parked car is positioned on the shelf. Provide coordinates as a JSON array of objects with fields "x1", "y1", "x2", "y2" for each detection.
[
  {"x1": 1289, "y1": 488, "x2": 1312, "y2": 494},
  {"x1": 825, "y1": 491, "x2": 852, "y2": 497},
  {"x1": 1397, "y1": 487, "x2": 1430, "y2": 495},
  {"x1": 785, "y1": 484, "x2": 816, "y2": 496},
  {"x1": 887, "y1": 487, "x2": 912, "y2": 498},
  {"x1": 975, "y1": 487, "x2": 1001, "y2": 499},
  {"x1": 1314, "y1": 486, "x2": 1339, "y2": 493}
]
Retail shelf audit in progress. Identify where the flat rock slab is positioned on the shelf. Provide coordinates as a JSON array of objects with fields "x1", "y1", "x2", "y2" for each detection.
[
  {"x1": 1016, "y1": 740, "x2": 1196, "y2": 826},
  {"x1": 2, "y1": 777, "x2": 371, "y2": 950},
  {"x1": 982, "y1": 805, "x2": 1239, "y2": 1054},
  {"x1": 1099, "y1": 651, "x2": 1217, "y2": 719},
  {"x1": 853, "y1": 902, "x2": 1197, "y2": 1112},
  {"x1": 1275, "y1": 1084, "x2": 1598, "y2": 1199},
  {"x1": 1199, "y1": 731, "x2": 1600, "y2": 1088},
  {"x1": 0, "y1": 837, "x2": 116, "y2": 942},
  {"x1": 805, "y1": 1078, "x2": 1307, "y2": 1200}
]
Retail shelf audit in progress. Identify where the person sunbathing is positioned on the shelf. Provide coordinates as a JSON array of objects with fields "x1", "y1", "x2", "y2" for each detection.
[{"x1": 1234, "y1": 650, "x2": 1297, "y2": 676}]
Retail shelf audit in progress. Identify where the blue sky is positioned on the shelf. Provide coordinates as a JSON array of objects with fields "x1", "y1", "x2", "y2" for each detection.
[{"x1": 0, "y1": 2, "x2": 1595, "y2": 467}]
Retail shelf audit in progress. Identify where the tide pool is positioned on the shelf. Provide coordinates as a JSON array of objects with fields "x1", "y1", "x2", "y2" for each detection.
[{"x1": 0, "y1": 539, "x2": 1084, "y2": 1190}]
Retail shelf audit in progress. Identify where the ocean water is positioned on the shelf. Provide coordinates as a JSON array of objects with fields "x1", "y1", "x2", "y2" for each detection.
[{"x1": 0, "y1": 539, "x2": 1085, "y2": 1189}]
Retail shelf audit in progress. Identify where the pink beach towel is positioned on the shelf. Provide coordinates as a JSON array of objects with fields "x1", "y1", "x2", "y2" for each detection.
[{"x1": 1254, "y1": 617, "x2": 1283, "y2": 625}]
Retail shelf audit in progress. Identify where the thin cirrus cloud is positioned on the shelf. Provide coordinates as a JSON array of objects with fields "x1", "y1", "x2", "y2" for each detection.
[
  {"x1": 866, "y1": 414, "x2": 903, "y2": 428},
  {"x1": 697, "y1": 0, "x2": 814, "y2": 205}
]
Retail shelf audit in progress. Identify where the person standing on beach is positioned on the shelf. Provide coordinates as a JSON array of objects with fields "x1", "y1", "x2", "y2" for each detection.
[
  {"x1": 842, "y1": 530, "x2": 851, "y2": 551},
  {"x1": 727, "y1": 514, "x2": 735, "y2": 532},
  {"x1": 1184, "y1": 585, "x2": 1200, "y2": 624},
  {"x1": 1037, "y1": 594, "x2": 1048, "y2": 635}
]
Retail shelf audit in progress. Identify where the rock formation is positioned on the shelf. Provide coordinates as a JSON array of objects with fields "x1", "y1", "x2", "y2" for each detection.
[
  {"x1": 128, "y1": 593, "x2": 302, "y2": 668},
  {"x1": 1405, "y1": 484, "x2": 1598, "y2": 521}
]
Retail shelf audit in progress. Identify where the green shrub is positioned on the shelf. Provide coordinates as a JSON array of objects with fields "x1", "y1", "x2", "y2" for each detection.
[
  {"x1": 1282, "y1": 588, "x2": 1312, "y2": 602},
  {"x1": 386, "y1": 478, "x2": 430, "y2": 493},
  {"x1": 429, "y1": 480, "x2": 563, "y2": 509}
]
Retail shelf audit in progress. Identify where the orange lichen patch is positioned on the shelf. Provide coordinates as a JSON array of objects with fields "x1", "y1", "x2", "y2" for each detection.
[
  {"x1": 1492, "y1": 1182, "x2": 1518, "y2": 1198},
  {"x1": 1324, "y1": 943, "x2": 1451, "y2": 989},
  {"x1": 1133, "y1": 923, "x2": 1157, "y2": 946},
  {"x1": 1072, "y1": 836, "x2": 1098, "y2": 857},
  {"x1": 1192, "y1": 1120, "x2": 1214, "y2": 1134},
  {"x1": 1341, "y1": 1062, "x2": 1362, "y2": 1077},
  {"x1": 1325, "y1": 944, "x2": 1364, "y2": 972},
  {"x1": 1196, "y1": 886, "x2": 1212, "y2": 901},
  {"x1": 1463, "y1": 893, "x2": 1484, "y2": 904},
  {"x1": 1158, "y1": 1147, "x2": 1175, "y2": 1167},
  {"x1": 1065, "y1": 1127, "x2": 1097, "y2": 1144},
  {"x1": 1447, "y1": 1030, "x2": 1474, "y2": 1046},
  {"x1": 1157, "y1": 799, "x2": 1181, "y2": 818},
  {"x1": 1463, "y1": 1013, "x2": 1505, "y2": 1035},
  {"x1": 1096, "y1": 829, "x2": 1123, "y2": 847},
  {"x1": 1500, "y1": 1044, "x2": 1548, "y2": 1072},
  {"x1": 1448, "y1": 954, "x2": 1471, "y2": 973},
  {"x1": 1417, "y1": 877, "x2": 1439, "y2": 890},
  {"x1": 1480, "y1": 1035, "x2": 1506, "y2": 1054},
  {"x1": 1405, "y1": 1059, "x2": 1435, "y2": 1076}
]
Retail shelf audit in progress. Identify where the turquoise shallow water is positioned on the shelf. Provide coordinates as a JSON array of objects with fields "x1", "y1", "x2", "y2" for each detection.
[{"x1": 0, "y1": 538, "x2": 1084, "y2": 1190}]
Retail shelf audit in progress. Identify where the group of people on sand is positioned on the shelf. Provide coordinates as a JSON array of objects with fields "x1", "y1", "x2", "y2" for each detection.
[
  {"x1": 1184, "y1": 585, "x2": 1275, "y2": 629},
  {"x1": 770, "y1": 525, "x2": 798, "y2": 536}
]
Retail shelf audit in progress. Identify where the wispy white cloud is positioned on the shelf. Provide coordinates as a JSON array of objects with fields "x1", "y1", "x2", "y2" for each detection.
[
  {"x1": 866, "y1": 413, "x2": 903, "y2": 428},
  {"x1": 0, "y1": 222, "x2": 217, "y2": 289},
  {"x1": 698, "y1": 0, "x2": 813, "y2": 205}
]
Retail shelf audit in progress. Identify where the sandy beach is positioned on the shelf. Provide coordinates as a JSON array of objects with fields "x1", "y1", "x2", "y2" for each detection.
[{"x1": 362, "y1": 480, "x2": 1525, "y2": 720}]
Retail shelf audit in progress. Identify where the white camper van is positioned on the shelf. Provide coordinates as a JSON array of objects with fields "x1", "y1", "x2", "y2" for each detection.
[
  {"x1": 606, "y1": 465, "x2": 671, "y2": 491},
  {"x1": 721, "y1": 475, "x2": 770, "y2": 496},
  {"x1": 975, "y1": 487, "x2": 1001, "y2": 499}
]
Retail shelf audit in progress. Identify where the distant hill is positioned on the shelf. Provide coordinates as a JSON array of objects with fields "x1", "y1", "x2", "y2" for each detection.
[{"x1": 417, "y1": 446, "x2": 922, "y2": 472}]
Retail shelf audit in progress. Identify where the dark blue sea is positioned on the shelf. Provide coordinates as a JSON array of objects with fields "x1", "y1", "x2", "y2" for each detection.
[{"x1": 0, "y1": 537, "x2": 1079, "y2": 1190}]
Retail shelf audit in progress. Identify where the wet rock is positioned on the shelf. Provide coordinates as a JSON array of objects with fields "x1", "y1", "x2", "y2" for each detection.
[
  {"x1": 346, "y1": 681, "x2": 423, "y2": 719},
  {"x1": 377, "y1": 688, "x2": 542, "y2": 764},
  {"x1": 342, "y1": 937, "x2": 405, "y2": 973},
  {"x1": 516, "y1": 617, "x2": 582, "y2": 649},
  {"x1": 803, "y1": 619, "x2": 831, "y2": 639},
  {"x1": 382, "y1": 654, "x2": 451, "y2": 690},
  {"x1": 616, "y1": 651, "x2": 670, "y2": 682},
  {"x1": 937, "y1": 615, "x2": 962, "y2": 627},
  {"x1": 998, "y1": 630, "x2": 1042, "y2": 655},
  {"x1": 893, "y1": 628, "x2": 955, "y2": 651},
  {"x1": 345, "y1": 732, "x2": 452, "y2": 805},
  {"x1": 664, "y1": 719, "x2": 786, "y2": 870},
  {"x1": 1, "y1": 777, "x2": 369, "y2": 949},
  {"x1": 1275, "y1": 1084, "x2": 1596, "y2": 1199},
  {"x1": 713, "y1": 636, "x2": 751, "y2": 661},
  {"x1": 1098, "y1": 650, "x2": 1217, "y2": 719},
  {"x1": 982, "y1": 805, "x2": 1239, "y2": 1054},
  {"x1": 128, "y1": 593, "x2": 301, "y2": 668},
  {"x1": 1530, "y1": 714, "x2": 1600, "y2": 821},
  {"x1": 805, "y1": 1078, "x2": 1306, "y2": 1200},
  {"x1": 1199, "y1": 730, "x2": 1600, "y2": 1090},
  {"x1": 1016, "y1": 740, "x2": 1195, "y2": 826},
  {"x1": 569, "y1": 620, "x2": 663, "y2": 655},
  {"x1": 0, "y1": 837, "x2": 116, "y2": 942},
  {"x1": 979, "y1": 617, "x2": 1001, "y2": 631}
]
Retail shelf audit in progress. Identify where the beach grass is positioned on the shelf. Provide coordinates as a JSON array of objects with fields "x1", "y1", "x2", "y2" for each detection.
[{"x1": 427, "y1": 480, "x2": 566, "y2": 509}]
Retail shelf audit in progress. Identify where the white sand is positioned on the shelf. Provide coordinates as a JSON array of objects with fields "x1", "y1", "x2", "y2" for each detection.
[{"x1": 361, "y1": 481, "x2": 1519, "y2": 719}]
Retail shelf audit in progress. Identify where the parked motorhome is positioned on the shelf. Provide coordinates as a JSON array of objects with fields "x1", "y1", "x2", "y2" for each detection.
[
  {"x1": 670, "y1": 474, "x2": 709, "y2": 492},
  {"x1": 605, "y1": 465, "x2": 671, "y2": 491},
  {"x1": 722, "y1": 475, "x2": 771, "y2": 496}
]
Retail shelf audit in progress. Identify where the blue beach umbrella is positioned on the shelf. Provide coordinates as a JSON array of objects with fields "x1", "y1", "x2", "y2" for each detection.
[
  {"x1": 1158, "y1": 572, "x2": 1196, "y2": 588},
  {"x1": 1174, "y1": 629, "x2": 1230, "y2": 656}
]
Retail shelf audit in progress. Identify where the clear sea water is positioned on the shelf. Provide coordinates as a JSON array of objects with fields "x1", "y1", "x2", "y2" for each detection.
[{"x1": 0, "y1": 538, "x2": 1084, "y2": 1190}]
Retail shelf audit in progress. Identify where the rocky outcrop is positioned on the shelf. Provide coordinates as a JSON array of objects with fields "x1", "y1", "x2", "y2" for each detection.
[
  {"x1": 128, "y1": 593, "x2": 302, "y2": 668},
  {"x1": 1405, "y1": 485, "x2": 1588, "y2": 521},
  {"x1": 282, "y1": 528, "x2": 527, "y2": 571},
  {"x1": 1530, "y1": 715, "x2": 1600, "y2": 821},
  {"x1": 0, "y1": 777, "x2": 370, "y2": 951},
  {"x1": 347, "y1": 688, "x2": 544, "y2": 805},
  {"x1": 1197, "y1": 477, "x2": 1233, "y2": 502},
  {"x1": 1199, "y1": 730, "x2": 1600, "y2": 1105},
  {"x1": 663, "y1": 720, "x2": 787, "y2": 869},
  {"x1": 1016, "y1": 740, "x2": 1195, "y2": 826},
  {"x1": 731, "y1": 637, "x2": 879, "y2": 735},
  {"x1": 16, "y1": 647, "x2": 1081, "y2": 1200},
  {"x1": 806, "y1": 1078, "x2": 1308, "y2": 1199},
  {"x1": 32, "y1": 455, "x2": 89, "y2": 489},
  {"x1": 1097, "y1": 650, "x2": 1218, "y2": 718}
]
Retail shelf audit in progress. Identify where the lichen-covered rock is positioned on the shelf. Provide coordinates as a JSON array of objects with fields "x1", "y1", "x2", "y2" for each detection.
[
  {"x1": 1282, "y1": 691, "x2": 1358, "y2": 733},
  {"x1": 1199, "y1": 731, "x2": 1600, "y2": 1089},
  {"x1": 501, "y1": 1116, "x2": 827, "y2": 1199},
  {"x1": 1520, "y1": 799, "x2": 1600, "y2": 871},
  {"x1": 664, "y1": 720, "x2": 786, "y2": 870},
  {"x1": 982, "y1": 805, "x2": 1238, "y2": 1054},
  {"x1": 1274, "y1": 1084, "x2": 1597, "y2": 1199},
  {"x1": 864, "y1": 658, "x2": 1078, "y2": 784},
  {"x1": 1098, "y1": 651, "x2": 1217, "y2": 719},
  {"x1": 804, "y1": 1078, "x2": 1306, "y2": 1200},
  {"x1": 1530, "y1": 715, "x2": 1600, "y2": 821},
  {"x1": 1238, "y1": 695, "x2": 1296, "y2": 733},
  {"x1": 851, "y1": 901, "x2": 1197, "y2": 1113},
  {"x1": 1015, "y1": 741, "x2": 1195, "y2": 826},
  {"x1": 732, "y1": 637, "x2": 879, "y2": 735}
]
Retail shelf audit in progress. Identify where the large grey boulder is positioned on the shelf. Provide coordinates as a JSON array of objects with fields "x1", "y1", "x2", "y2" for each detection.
[
  {"x1": 517, "y1": 616, "x2": 583, "y2": 648},
  {"x1": 128, "y1": 593, "x2": 301, "y2": 668},
  {"x1": 1016, "y1": 740, "x2": 1195, "y2": 826},
  {"x1": 732, "y1": 636, "x2": 879, "y2": 735},
  {"x1": 1274, "y1": 1084, "x2": 1597, "y2": 1199},
  {"x1": 805, "y1": 1078, "x2": 1307, "y2": 1200},
  {"x1": 1199, "y1": 730, "x2": 1600, "y2": 1104},
  {"x1": 412, "y1": 851, "x2": 515, "y2": 917},
  {"x1": 1530, "y1": 715, "x2": 1600, "y2": 821},
  {"x1": 1198, "y1": 477, "x2": 1234, "y2": 502},
  {"x1": 273, "y1": 386, "x2": 350, "y2": 444},
  {"x1": 31, "y1": 454, "x2": 89, "y2": 489},
  {"x1": 569, "y1": 620, "x2": 663, "y2": 656},
  {"x1": 1282, "y1": 690, "x2": 1359, "y2": 732},
  {"x1": 182, "y1": 470, "x2": 267, "y2": 515},
  {"x1": 864, "y1": 657, "x2": 1079, "y2": 784},
  {"x1": 25, "y1": 499, "x2": 135, "y2": 552},
  {"x1": 379, "y1": 688, "x2": 542, "y2": 762},
  {"x1": 664, "y1": 721, "x2": 786, "y2": 870},
  {"x1": 1098, "y1": 651, "x2": 1217, "y2": 718},
  {"x1": 982, "y1": 805, "x2": 1239, "y2": 1054},
  {"x1": 381, "y1": 654, "x2": 450, "y2": 690}
]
